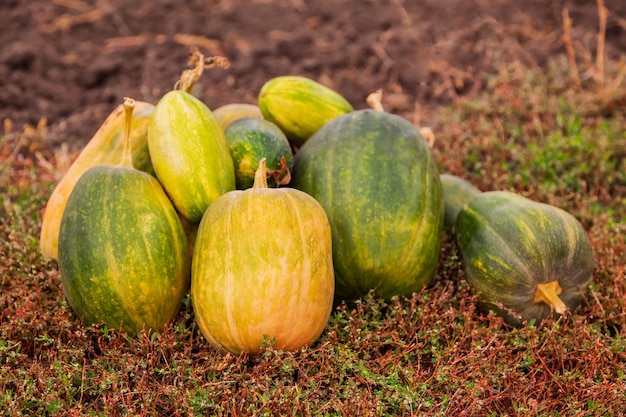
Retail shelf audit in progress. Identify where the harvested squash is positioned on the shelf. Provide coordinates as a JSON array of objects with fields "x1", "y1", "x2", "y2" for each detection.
[
  {"x1": 224, "y1": 117, "x2": 293, "y2": 189},
  {"x1": 440, "y1": 174, "x2": 481, "y2": 229},
  {"x1": 258, "y1": 75, "x2": 353, "y2": 147},
  {"x1": 213, "y1": 103, "x2": 263, "y2": 130},
  {"x1": 191, "y1": 159, "x2": 334, "y2": 355},
  {"x1": 292, "y1": 109, "x2": 444, "y2": 300},
  {"x1": 148, "y1": 52, "x2": 235, "y2": 222},
  {"x1": 455, "y1": 191, "x2": 595, "y2": 325},
  {"x1": 58, "y1": 98, "x2": 190, "y2": 334}
]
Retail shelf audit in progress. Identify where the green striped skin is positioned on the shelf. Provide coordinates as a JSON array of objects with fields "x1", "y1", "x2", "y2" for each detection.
[
  {"x1": 224, "y1": 117, "x2": 294, "y2": 189},
  {"x1": 258, "y1": 75, "x2": 353, "y2": 148},
  {"x1": 148, "y1": 90, "x2": 235, "y2": 223},
  {"x1": 191, "y1": 175, "x2": 335, "y2": 355},
  {"x1": 440, "y1": 174, "x2": 481, "y2": 230},
  {"x1": 292, "y1": 109, "x2": 444, "y2": 300},
  {"x1": 58, "y1": 166, "x2": 190, "y2": 334},
  {"x1": 456, "y1": 191, "x2": 595, "y2": 326}
]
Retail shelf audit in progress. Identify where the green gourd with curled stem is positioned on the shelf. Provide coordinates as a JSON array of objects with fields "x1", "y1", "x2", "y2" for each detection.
[
  {"x1": 58, "y1": 98, "x2": 190, "y2": 334},
  {"x1": 148, "y1": 52, "x2": 235, "y2": 222}
]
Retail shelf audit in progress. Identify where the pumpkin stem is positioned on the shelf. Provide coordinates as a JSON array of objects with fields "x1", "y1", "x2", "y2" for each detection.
[
  {"x1": 177, "y1": 48, "x2": 231, "y2": 94},
  {"x1": 366, "y1": 89, "x2": 385, "y2": 112},
  {"x1": 253, "y1": 158, "x2": 269, "y2": 189},
  {"x1": 119, "y1": 97, "x2": 136, "y2": 169},
  {"x1": 533, "y1": 280, "x2": 568, "y2": 314}
]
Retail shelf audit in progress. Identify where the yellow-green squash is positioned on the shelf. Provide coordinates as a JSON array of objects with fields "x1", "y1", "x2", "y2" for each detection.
[
  {"x1": 213, "y1": 103, "x2": 263, "y2": 131},
  {"x1": 148, "y1": 90, "x2": 235, "y2": 222},
  {"x1": 258, "y1": 75, "x2": 353, "y2": 147},
  {"x1": 191, "y1": 159, "x2": 335, "y2": 355}
]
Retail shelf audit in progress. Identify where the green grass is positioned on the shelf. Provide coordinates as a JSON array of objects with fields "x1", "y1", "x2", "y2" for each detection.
[{"x1": 2, "y1": 56, "x2": 626, "y2": 416}]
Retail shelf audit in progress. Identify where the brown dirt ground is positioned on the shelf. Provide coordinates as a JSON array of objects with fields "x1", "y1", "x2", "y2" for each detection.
[{"x1": 1, "y1": 0, "x2": 625, "y2": 152}]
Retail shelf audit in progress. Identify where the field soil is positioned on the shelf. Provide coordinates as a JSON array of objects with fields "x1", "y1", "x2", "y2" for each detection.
[{"x1": 1, "y1": 0, "x2": 625, "y2": 150}]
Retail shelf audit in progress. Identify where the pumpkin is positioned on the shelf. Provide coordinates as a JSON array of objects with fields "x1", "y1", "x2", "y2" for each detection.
[
  {"x1": 258, "y1": 75, "x2": 353, "y2": 147},
  {"x1": 224, "y1": 117, "x2": 294, "y2": 189},
  {"x1": 58, "y1": 99, "x2": 190, "y2": 334},
  {"x1": 40, "y1": 100, "x2": 154, "y2": 260},
  {"x1": 455, "y1": 191, "x2": 595, "y2": 326},
  {"x1": 292, "y1": 109, "x2": 444, "y2": 300},
  {"x1": 213, "y1": 103, "x2": 263, "y2": 130},
  {"x1": 191, "y1": 159, "x2": 334, "y2": 355},
  {"x1": 440, "y1": 174, "x2": 481, "y2": 229}
]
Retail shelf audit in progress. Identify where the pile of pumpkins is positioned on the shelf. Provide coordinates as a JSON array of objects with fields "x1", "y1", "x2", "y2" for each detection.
[{"x1": 39, "y1": 52, "x2": 595, "y2": 355}]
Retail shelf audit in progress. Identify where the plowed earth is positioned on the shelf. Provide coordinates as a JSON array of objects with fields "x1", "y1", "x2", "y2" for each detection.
[{"x1": 1, "y1": 0, "x2": 624, "y2": 151}]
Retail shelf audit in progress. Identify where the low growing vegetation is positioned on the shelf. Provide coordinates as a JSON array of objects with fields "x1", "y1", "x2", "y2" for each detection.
[{"x1": 1, "y1": 53, "x2": 625, "y2": 416}]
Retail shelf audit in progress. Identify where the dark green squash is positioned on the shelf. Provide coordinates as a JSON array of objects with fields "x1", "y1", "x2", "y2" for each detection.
[
  {"x1": 58, "y1": 99, "x2": 190, "y2": 334},
  {"x1": 224, "y1": 117, "x2": 293, "y2": 189},
  {"x1": 40, "y1": 100, "x2": 154, "y2": 261},
  {"x1": 292, "y1": 109, "x2": 444, "y2": 300},
  {"x1": 455, "y1": 191, "x2": 595, "y2": 326}
]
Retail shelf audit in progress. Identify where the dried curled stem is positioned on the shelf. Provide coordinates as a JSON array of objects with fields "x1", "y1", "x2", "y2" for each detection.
[
  {"x1": 265, "y1": 156, "x2": 291, "y2": 186},
  {"x1": 419, "y1": 127, "x2": 436, "y2": 148},
  {"x1": 176, "y1": 48, "x2": 231, "y2": 94}
]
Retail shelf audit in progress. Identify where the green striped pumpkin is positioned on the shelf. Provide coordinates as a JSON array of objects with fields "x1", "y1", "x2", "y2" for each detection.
[
  {"x1": 58, "y1": 166, "x2": 190, "y2": 334},
  {"x1": 456, "y1": 191, "x2": 595, "y2": 325},
  {"x1": 292, "y1": 109, "x2": 444, "y2": 300},
  {"x1": 224, "y1": 117, "x2": 294, "y2": 189},
  {"x1": 40, "y1": 101, "x2": 154, "y2": 261},
  {"x1": 58, "y1": 99, "x2": 190, "y2": 335}
]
